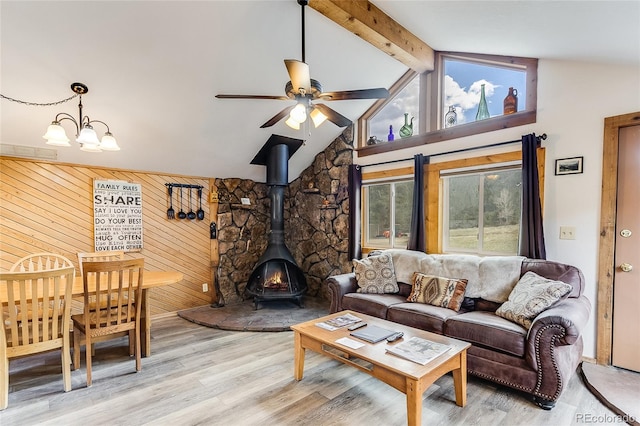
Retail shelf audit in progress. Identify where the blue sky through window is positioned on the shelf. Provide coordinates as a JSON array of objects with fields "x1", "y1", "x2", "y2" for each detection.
[
  {"x1": 368, "y1": 58, "x2": 526, "y2": 141},
  {"x1": 444, "y1": 59, "x2": 526, "y2": 124}
]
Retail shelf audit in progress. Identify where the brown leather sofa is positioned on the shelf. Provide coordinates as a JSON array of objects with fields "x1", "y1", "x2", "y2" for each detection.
[{"x1": 326, "y1": 250, "x2": 591, "y2": 409}]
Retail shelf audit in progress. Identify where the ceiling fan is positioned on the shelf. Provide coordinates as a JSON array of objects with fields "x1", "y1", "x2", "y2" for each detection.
[{"x1": 215, "y1": 0, "x2": 389, "y2": 130}]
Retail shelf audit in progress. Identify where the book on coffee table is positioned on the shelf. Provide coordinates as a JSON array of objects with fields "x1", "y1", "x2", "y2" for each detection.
[
  {"x1": 386, "y1": 336, "x2": 452, "y2": 365},
  {"x1": 350, "y1": 325, "x2": 397, "y2": 343}
]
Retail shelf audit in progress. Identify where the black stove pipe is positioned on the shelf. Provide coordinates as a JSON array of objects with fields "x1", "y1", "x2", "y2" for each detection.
[{"x1": 256, "y1": 143, "x2": 296, "y2": 265}]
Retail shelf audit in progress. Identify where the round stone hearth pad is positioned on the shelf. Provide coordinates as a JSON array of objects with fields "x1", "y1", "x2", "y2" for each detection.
[{"x1": 177, "y1": 297, "x2": 330, "y2": 332}]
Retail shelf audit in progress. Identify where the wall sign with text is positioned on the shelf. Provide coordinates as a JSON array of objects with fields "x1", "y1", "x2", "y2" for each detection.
[{"x1": 93, "y1": 179, "x2": 143, "y2": 252}]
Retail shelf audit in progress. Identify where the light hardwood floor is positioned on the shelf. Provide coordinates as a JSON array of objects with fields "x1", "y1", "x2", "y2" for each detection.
[{"x1": 0, "y1": 315, "x2": 617, "y2": 425}]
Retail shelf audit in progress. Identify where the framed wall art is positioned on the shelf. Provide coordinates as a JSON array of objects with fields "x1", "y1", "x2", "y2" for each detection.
[{"x1": 555, "y1": 156, "x2": 583, "y2": 175}]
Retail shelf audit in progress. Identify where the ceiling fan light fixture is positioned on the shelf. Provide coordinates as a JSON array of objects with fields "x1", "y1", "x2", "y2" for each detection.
[
  {"x1": 310, "y1": 107, "x2": 327, "y2": 127},
  {"x1": 289, "y1": 102, "x2": 307, "y2": 123},
  {"x1": 285, "y1": 116, "x2": 301, "y2": 130}
]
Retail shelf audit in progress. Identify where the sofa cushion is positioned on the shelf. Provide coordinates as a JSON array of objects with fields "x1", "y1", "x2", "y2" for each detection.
[
  {"x1": 407, "y1": 272, "x2": 468, "y2": 311},
  {"x1": 444, "y1": 311, "x2": 527, "y2": 357},
  {"x1": 353, "y1": 253, "x2": 399, "y2": 294},
  {"x1": 496, "y1": 271, "x2": 573, "y2": 329},
  {"x1": 382, "y1": 249, "x2": 524, "y2": 303},
  {"x1": 342, "y1": 293, "x2": 406, "y2": 318},
  {"x1": 387, "y1": 303, "x2": 460, "y2": 334}
]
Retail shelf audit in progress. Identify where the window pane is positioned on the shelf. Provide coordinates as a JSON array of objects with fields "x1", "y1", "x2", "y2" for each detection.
[
  {"x1": 446, "y1": 175, "x2": 480, "y2": 251},
  {"x1": 443, "y1": 58, "x2": 526, "y2": 128},
  {"x1": 482, "y1": 170, "x2": 522, "y2": 254},
  {"x1": 368, "y1": 74, "x2": 420, "y2": 142},
  {"x1": 366, "y1": 184, "x2": 391, "y2": 248},
  {"x1": 393, "y1": 181, "x2": 414, "y2": 248}
]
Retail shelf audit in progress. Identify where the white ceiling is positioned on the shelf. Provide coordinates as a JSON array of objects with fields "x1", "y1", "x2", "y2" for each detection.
[{"x1": 2, "y1": 1, "x2": 638, "y2": 182}]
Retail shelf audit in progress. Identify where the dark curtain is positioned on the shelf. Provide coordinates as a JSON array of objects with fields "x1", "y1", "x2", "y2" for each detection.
[
  {"x1": 407, "y1": 154, "x2": 428, "y2": 252},
  {"x1": 519, "y1": 133, "x2": 547, "y2": 259},
  {"x1": 348, "y1": 164, "x2": 362, "y2": 260}
]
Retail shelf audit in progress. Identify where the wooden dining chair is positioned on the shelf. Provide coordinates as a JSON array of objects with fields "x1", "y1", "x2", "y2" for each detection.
[
  {"x1": 72, "y1": 258, "x2": 144, "y2": 387},
  {"x1": 0, "y1": 266, "x2": 75, "y2": 409},
  {"x1": 75, "y1": 251, "x2": 129, "y2": 357},
  {"x1": 76, "y1": 251, "x2": 125, "y2": 277},
  {"x1": 10, "y1": 252, "x2": 74, "y2": 272}
]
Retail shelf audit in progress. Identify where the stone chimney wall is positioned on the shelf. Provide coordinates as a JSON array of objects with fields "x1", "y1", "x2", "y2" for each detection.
[{"x1": 214, "y1": 126, "x2": 354, "y2": 305}]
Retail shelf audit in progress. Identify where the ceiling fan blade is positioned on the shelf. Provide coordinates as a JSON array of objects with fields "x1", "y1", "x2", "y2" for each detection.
[
  {"x1": 312, "y1": 104, "x2": 352, "y2": 128},
  {"x1": 318, "y1": 88, "x2": 390, "y2": 101},
  {"x1": 284, "y1": 59, "x2": 311, "y2": 94},
  {"x1": 215, "y1": 94, "x2": 289, "y2": 100},
  {"x1": 260, "y1": 105, "x2": 295, "y2": 128}
]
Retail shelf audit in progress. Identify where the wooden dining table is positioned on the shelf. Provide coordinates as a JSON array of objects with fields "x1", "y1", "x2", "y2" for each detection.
[{"x1": 1, "y1": 270, "x2": 183, "y2": 357}]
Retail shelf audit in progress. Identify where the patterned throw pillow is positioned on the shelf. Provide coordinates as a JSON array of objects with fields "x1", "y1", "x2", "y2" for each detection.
[
  {"x1": 407, "y1": 272, "x2": 468, "y2": 311},
  {"x1": 353, "y1": 253, "x2": 399, "y2": 294},
  {"x1": 496, "y1": 271, "x2": 573, "y2": 329}
]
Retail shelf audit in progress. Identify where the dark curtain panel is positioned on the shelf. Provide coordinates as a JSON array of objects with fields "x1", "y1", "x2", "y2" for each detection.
[
  {"x1": 407, "y1": 154, "x2": 428, "y2": 252},
  {"x1": 519, "y1": 133, "x2": 547, "y2": 259},
  {"x1": 348, "y1": 164, "x2": 362, "y2": 260}
]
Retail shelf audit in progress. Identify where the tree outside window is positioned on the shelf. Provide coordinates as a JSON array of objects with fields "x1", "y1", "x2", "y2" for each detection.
[
  {"x1": 443, "y1": 168, "x2": 521, "y2": 255},
  {"x1": 364, "y1": 180, "x2": 414, "y2": 249}
]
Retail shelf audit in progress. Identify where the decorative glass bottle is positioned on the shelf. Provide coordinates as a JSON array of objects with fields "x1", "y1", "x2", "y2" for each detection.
[
  {"x1": 444, "y1": 106, "x2": 457, "y2": 128},
  {"x1": 503, "y1": 87, "x2": 518, "y2": 115},
  {"x1": 387, "y1": 125, "x2": 394, "y2": 141},
  {"x1": 399, "y1": 113, "x2": 414, "y2": 138},
  {"x1": 475, "y1": 83, "x2": 490, "y2": 121}
]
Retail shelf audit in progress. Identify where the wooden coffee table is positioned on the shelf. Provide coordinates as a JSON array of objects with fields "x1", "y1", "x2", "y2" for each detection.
[{"x1": 291, "y1": 310, "x2": 471, "y2": 426}]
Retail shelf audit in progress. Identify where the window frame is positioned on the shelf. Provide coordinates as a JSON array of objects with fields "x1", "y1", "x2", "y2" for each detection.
[
  {"x1": 357, "y1": 52, "x2": 538, "y2": 155},
  {"x1": 361, "y1": 165, "x2": 414, "y2": 253},
  {"x1": 425, "y1": 149, "x2": 545, "y2": 253},
  {"x1": 441, "y1": 164, "x2": 523, "y2": 256}
]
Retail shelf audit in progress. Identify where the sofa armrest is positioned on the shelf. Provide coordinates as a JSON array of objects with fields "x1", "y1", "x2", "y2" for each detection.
[
  {"x1": 525, "y1": 295, "x2": 591, "y2": 402},
  {"x1": 326, "y1": 273, "x2": 358, "y2": 313}
]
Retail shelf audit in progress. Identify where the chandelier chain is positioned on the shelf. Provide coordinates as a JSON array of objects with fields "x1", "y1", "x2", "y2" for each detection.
[{"x1": 0, "y1": 92, "x2": 79, "y2": 107}]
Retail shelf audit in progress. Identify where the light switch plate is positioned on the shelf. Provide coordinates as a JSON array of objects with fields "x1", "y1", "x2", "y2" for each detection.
[{"x1": 560, "y1": 226, "x2": 576, "y2": 240}]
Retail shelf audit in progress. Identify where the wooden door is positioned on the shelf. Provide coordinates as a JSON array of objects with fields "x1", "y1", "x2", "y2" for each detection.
[{"x1": 612, "y1": 124, "x2": 640, "y2": 372}]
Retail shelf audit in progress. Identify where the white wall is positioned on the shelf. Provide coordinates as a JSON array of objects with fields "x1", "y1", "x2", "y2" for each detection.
[{"x1": 355, "y1": 59, "x2": 640, "y2": 359}]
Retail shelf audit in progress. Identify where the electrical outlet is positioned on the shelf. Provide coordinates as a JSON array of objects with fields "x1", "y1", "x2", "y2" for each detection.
[
  {"x1": 202, "y1": 283, "x2": 209, "y2": 292},
  {"x1": 559, "y1": 226, "x2": 576, "y2": 240}
]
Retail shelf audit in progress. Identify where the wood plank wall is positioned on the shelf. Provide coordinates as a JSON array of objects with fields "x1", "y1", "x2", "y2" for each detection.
[{"x1": 0, "y1": 156, "x2": 212, "y2": 316}]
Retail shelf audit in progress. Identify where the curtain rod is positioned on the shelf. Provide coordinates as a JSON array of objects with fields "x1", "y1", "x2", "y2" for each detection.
[{"x1": 359, "y1": 133, "x2": 547, "y2": 169}]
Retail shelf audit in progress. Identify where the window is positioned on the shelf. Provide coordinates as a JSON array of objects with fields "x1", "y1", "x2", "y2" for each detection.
[
  {"x1": 360, "y1": 149, "x2": 544, "y2": 255},
  {"x1": 363, "y1": 179, "x2": 414, "y2": 249},
  {"x1": 358, "y1": 52, "x2": 538, "y2": 153},
  {"x1": 442, "y1": 167, "x2": 522, "y2": 255},
  {"x1": 442, "y1": 55, "x2": 527, "y2": 127},
  {"x1": 368, "y1": 74, "x2": 420, "y2": 143}
]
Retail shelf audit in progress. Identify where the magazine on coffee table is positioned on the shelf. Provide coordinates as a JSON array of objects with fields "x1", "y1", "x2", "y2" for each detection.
[
  {"x1": 315, "y1": 313, "x2": 362, "y2": 331},
  {"x1": 386, "y1": 336, "x2": 452, "y2": 365}
]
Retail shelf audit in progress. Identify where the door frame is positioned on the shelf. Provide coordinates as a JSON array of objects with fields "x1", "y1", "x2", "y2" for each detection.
[{"x1": 596, "y1": 111, "x2": 640, "y2": 364}]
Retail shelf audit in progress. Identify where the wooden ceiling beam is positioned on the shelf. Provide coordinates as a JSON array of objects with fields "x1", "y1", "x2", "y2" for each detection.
[{"x1": 309, "y1": 0, "x2": 434, "y2": 73}]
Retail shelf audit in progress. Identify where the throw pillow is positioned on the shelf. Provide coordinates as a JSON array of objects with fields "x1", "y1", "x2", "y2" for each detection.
[
  {"x1": 496, "y1": 271, "x2": 573, "y2": 329},
  {"x1": 353, "y1": 253, "x2": 399, "y2": 294},
  {"x1": 407, "y1": 272, "x2": 468, "y2": 311}
]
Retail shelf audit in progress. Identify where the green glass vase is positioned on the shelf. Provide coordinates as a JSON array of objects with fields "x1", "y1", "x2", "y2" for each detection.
[
  {"x1": 475, "y1": 84, "x2": 490, "y2": 121},
  {"x1": 399, "y1": 113, "x2": 414, "y2": 138}
]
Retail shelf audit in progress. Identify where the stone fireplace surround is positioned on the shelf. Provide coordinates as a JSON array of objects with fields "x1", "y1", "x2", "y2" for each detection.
[{"x1": 214, "y1": 126, "x2": 354, "y2": 305}]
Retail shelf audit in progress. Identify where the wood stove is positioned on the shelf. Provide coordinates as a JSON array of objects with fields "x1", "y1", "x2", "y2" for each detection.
[{"x1": 245, "y1": 135, "x2": 307, "y2": 309}]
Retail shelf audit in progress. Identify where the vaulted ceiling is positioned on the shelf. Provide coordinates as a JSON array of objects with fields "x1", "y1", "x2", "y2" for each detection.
[{"x1": 1, "y1": 1, "x2": 638, "y2": 182}]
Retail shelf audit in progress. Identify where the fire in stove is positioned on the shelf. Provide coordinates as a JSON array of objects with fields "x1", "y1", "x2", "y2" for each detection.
[{"x1": 264, "y1": 270, "x2": 288, "y2": 291}]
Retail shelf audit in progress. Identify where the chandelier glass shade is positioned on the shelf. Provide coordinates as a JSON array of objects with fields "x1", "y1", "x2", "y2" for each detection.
[{"x1": 42, "y1": 83, "x2": 120, "y2": 152}]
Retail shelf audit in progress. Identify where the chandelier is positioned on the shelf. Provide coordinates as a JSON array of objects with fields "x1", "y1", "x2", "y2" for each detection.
[{"x1": 42, "y1": 82, "x2": 119, "y2": 152}]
